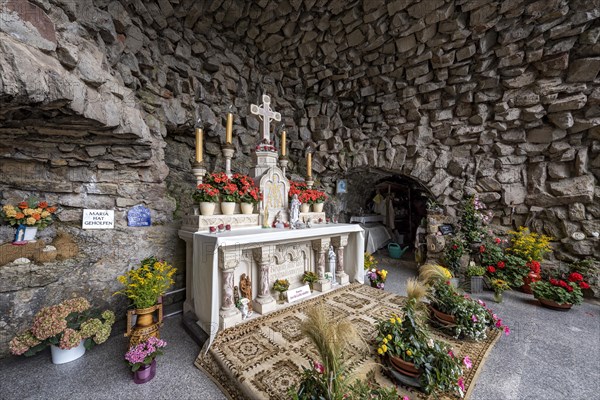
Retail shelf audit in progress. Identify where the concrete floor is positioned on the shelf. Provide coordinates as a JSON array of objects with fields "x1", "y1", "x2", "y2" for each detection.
[{"x1": 1, "y1": 254, "x2": 598, "y2": 400}]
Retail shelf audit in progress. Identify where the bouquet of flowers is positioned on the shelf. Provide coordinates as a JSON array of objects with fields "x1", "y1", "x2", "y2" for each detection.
[
  {"x1": 1, "y1": 198, "x2": 58, "y2": 229},
  {"x1": 115, "y1": 256, "x2": 176, "y2": 309},
  {"x1": 192, "y1": 184, "x2": 220, "y2": 203},
  {"x1": 299, "y1": 189, "x2": 327, "y2": 205},
  {"x1": 367, "y1": 268, "x2": 388, "y2": 289},
  {"x1": 273, "y1": 279, "x2": 290, "y2": 293},
  {"x1": 220, "y1": 182, "x2": 241, "y2": 203},
  {"x1": 9, "y1": 297, "x2": 115, "y2": 356},
  {"x1": 232, "y1": 173, "x2": 262, "y2": 205},
  {"x1": 125, "y1": 336, "x2": 167, "y2": 372}
]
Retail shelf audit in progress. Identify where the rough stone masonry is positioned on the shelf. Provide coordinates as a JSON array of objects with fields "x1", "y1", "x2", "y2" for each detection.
[{"x1": 0, "y1": 0, "x2": 599, "y2": 356}]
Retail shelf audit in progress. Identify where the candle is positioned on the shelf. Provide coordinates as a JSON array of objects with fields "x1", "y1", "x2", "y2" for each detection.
[
  {"x1": 307, "y1": 152, "x2": 312, "y2": 177},
  {"x1": 226, "y1": 112, "x2": 233, "y2": 144},
  {"x1": 281, "y1": 130, "x2": 286, "y2": 156},
  {"x1": 195, "y1": 128, "x2": 203, "y2": 162}
]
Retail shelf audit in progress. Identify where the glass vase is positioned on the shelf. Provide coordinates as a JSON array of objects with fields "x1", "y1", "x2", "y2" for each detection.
[{"x1": 493, "y1": 291, "x2": 503, "y2": 303}]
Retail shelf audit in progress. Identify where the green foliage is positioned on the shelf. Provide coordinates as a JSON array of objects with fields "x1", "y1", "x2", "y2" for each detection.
[
  {"x1": 532, "y1": 281, "x2": 583, "y2": 305},
  {"x1": 466, "y1": 263, "x2": 485, "y2": 277},
  {"x1": 302, "y1": 271, "x2": 318, "y2": 283},
  {"x1": 507, "y1": 226, "x2": 553, "y2": 262},
  {"x1": 443, "y1": 237, "x2": 465, "y2": 274},
  {"x1": 458, "y1": 195, "x2": 491, "y2": 246}
]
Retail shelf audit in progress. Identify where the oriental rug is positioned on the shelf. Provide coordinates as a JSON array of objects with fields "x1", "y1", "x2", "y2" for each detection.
[{"x1": 195, "y1": 283, "x2": 500, "y2": 400}]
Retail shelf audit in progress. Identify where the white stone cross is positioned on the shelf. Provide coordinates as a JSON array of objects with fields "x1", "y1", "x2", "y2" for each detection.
[{"x1": 250, "y1": 94, "x2": 281, "y2": 142}]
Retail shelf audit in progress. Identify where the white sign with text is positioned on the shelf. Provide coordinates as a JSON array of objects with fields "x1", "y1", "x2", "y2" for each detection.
[
  {"x1": 82, "y1": 209, "x2": 115, "y2": 229},
  {"x1": 286, "y1": 285, "x2": 312, "y2": 303}
]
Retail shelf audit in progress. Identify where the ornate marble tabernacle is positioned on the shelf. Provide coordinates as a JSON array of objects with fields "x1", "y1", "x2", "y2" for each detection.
[{"x1": 178, "y1": 94, "x2": 365, "y2": 344}]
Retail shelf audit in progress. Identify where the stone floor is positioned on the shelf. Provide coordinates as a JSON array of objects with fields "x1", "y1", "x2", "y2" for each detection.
[{"x1": 1, "y1": 252, "x2": 598, "y2": 400}]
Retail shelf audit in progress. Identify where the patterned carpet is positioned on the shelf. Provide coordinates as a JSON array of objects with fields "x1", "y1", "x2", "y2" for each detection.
[{"x1": 195, "y1": 283, "x2": 500, "y2": 400}]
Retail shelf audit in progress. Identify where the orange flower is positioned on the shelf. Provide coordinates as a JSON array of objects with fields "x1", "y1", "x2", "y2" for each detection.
[
  {"x1": 18, "y1": 202, "x2": 28, "y2": 209},
  {"x1": 32, "y1": 213, "x2": 41, "y2": 221},
  {"x1": 15, "y1": 212, "x2": 25, "y2": 219},
  {"x1": 38, "y1": 201, "x2": 48, "y2": 209},
  {"x1": 46, "y1": 207, "x2": 57, "y2": 213}
]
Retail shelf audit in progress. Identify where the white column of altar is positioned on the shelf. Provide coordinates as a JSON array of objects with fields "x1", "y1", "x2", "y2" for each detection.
[
  {"x1": 312, "y1": 237, "x2": 332, "y2": 292},
  {"x1": 252, "y1": 245, "x2": 277, "y2": 314},
  {"x1": 219, "y1": 249, "x2": 242, "y2": 328},
  {"x1": 332, "y1": 234, "x2": 350, "y2": 285}
]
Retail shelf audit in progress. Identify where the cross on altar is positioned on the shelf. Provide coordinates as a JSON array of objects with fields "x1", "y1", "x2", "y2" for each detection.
[{"x1": 250, "y1": 94, "x2": 281, "y2": 141}]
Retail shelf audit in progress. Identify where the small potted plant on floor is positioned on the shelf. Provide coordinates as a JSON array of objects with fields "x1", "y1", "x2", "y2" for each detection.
[
  {"x1": 9, "y1": 297, "x2": 115, "y2": 364},
  {"x1": 466, "y1": 262, "x2": 485, "y2": 294},
  {"x1": 273, "y1": 279, "x2": 290, "y2": 303},
  {"x1": 302, "y1": 271, "x2": 318, "y2": 292},
  {"x1": 531, "y1": 272, "x2": 589, "y2": 310},
  {"x1": 125, "y1": 336, "x2": 167, "y2": 384},
  {"x1": 490, "y1": 279, "x2": 510, "y2": 303},
  {"x1": 367, "y1": 268, "x2": 388, "y2": 290}
]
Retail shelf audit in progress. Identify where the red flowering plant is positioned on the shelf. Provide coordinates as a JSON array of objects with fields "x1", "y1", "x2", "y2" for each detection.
[
  {"x1": 288, "y1": 181, "x2": 308, "y2": 201},
  {"x1": 299, "y1": 189, "x2": 327, "y2": 205},
  {"x1": 443, "y1": 237, "x2": 465, "y2": 276},
  {"x1": 531, "y1": 271, "x2": 589, "y2": 306},
  {"x1": 204, "y1": 172, "x2": 230, "y2": 191},
  {"x1": 232, "y1": 174, "x2": 262, "y2": 205},
  {"x1": 480, "y1": 237, "x2": 529, "y2": 288},
  {"x1": 220, "y1": 182, "x2": 241, "y2": 203},
  {"x1": 192, "y1": 184, "x2": 220, "y2": 203}
]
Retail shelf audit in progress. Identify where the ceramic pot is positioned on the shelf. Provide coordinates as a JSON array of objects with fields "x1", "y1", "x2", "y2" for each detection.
[
  {"x1": 126, "y1": 304, "x2": 162, "y2": 346},
  {"x1": 220, "y1": 201, "x2": 236, "y2": 215},
  {"x1": 521, "y1": 271, "x2": 541, "y2": 294},
  {"x1": 133, "y1": 360, "x2": 157, "y2": 384},
  {"x1": 312, "y1": 202, "x2": 324, "y2": 213},
  {"x1": 300, "y1": 203, "x2": 310, "y2": 213},
  {"x1": 429, "y1": 304, "x2": 456, "y2": 324},
  {"x1": 240, "y1": 203, "x2": 254, "y2": 214},
  {"x1": 51, "y1": 339, "x2": 86, "y2": 364},
  {"x1": 389, "y1": 355, "x2": 420, "y2": 378},
  {"x1": 538, "y1": 298, "x2": 572, "y2": 311},
  {"x1": 470, "y1": 276, "x2": 484, "y2": 294},
  {"x1": 199, "y1": 202, "x2": 216, "y2": 216}
]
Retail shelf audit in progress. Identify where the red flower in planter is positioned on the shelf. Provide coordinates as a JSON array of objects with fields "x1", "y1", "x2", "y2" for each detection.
[
  {"x1": 497, "y1": 261, "x2": 505, "y2": 269},
  {"x1": 479, "y1": 245, "x2": 486, "y2": 253},
  {"x1": 527, "y1": 260, "x2": 541, "y2": 274},
  {"x1": 568, "y1": 272, "x2": 584, "y2": 282},
  {"x1": 487, "y1": 266, "x2": 496, "y2": 274},
  {"x1": 579, "y1": 281, "x2": 590, "y2": 289}
]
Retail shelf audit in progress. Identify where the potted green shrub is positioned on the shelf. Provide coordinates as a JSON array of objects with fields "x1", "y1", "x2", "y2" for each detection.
[
  {"x1": 466, "y1": 262, "x2": 485, "y2": 294},
  {"x1": 302, "y1": 271, "x2": 318, "y2": 292}
]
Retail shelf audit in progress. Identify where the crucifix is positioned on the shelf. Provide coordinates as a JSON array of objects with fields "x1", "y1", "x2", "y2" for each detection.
[{"x1": 250, "y1": 94, "x2": 281, "y2": 141}]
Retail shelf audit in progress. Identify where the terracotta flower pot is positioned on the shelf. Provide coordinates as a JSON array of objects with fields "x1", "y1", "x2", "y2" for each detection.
[
  {"x1": 389, "y1": 355, "x2": 420, "y2": 378},
  {"x1": 538, "y1": 298, "x2": 573, "y2": 311},
  {"x1": 429, "y1": 304, "x2": 456, "y2": 325}
]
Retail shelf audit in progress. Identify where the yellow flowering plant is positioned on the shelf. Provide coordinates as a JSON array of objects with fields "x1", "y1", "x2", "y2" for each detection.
[
  {"x1": 1, "y1": 197, "x2": 58, "y2": 229},
  {"x1": 115, "y1": 256, "x2": 176, "y2": 309},
  {"x1": 364, "y1": 252, "x2": 378, "y2": 270},
  {"x1": 507, "y1": 226, "x2": 553, "y2": 262}
]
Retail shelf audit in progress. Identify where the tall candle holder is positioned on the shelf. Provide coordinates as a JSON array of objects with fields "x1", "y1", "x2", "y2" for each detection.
[
  {"x1": 279, "y1": 156, "x2": 289, "y2": 176},
  {"x1": 192, "y1": 161, "x2": 207, "y2": 186},
  {"x1": 222, "y1": 143, "x2": 235, "y2": 178},
  {"x1": 306, "y1": 176, "x2": 314, "y2": 189}
]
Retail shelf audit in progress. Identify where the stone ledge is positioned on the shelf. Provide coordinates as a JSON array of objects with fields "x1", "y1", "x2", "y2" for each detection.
[{"x1": 181, "y1": 214, "x2": 260, "y2": 232}]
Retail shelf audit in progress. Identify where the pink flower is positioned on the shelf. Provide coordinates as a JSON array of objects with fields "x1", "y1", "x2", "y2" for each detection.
[
  {"x1": 477, "y1": 299, "x2": 485, "y2": 306},
  {"x1": 458, "y1": 377, "x2": 465, "y2": 392},
  {"x1": 403, "y1": 397, "x2": 410, "y2": 400},
  {"x1": 313, "y1": 360, "x2": 325, "y2": 374},
  {"x1": 495, "y1": 319, "x2": 502, "y2": 328},
  {"x1": 471, "y1": 315, "x2": 478, "y2": 322},
  {"x1": 494, "y1": 237, "x2": 501, "y2": 244},
  {"x1": 448, "y1": 350, "x2": 454, "y2": 358},
  {"x1": 504, "y1": 326, "x2": 511, "y2": 336},
  {"x1": 463, "y1": 356, "x2": 472, "y2": 369}
]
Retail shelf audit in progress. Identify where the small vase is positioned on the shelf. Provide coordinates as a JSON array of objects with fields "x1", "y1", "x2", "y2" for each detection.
[
  {"x1": 240, "y1": 202, "x2": 254, "y2": 214},
  {"x1": 220, "y1": 201, "x2": 236, "y2": 215},
  {"x1": 300, "y1": 203, "x2": 310, "y2": 213},
  {"x1": 199, "y1": 202, "x2": 216, "y2": 216},
  {"x1": 449, "y1": 277, "x2": 460, "y2": 288},
  {"x1": 278, "y1": 291, "x2": 287, "y2": 303},
  {"x1": 493, "y1": 291, "x2": 503, "y2": 303},
  {"x1": 126, "y1": 304, "x2": 162, "y2": 346},
  {"x1": 522, "y1": 271, "x2": 541, "y2": 294},
  {"x1": 50, "y1": 339, "x2": 86, "y2": 364},
  {"x1": 312, "y1": 203, "x2": 324, "y2": 213},
  {"x1": 133, "y1": 360, "x2": 157, "y2": 384}
]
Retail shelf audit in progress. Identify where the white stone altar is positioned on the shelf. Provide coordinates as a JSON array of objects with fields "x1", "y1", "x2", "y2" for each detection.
[{"x1": 178, "y1": 94, "x2": 365, "y2": 343}]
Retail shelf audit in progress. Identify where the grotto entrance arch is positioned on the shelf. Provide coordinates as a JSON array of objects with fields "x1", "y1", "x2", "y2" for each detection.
[{"x1": 344, "y1": 169, "x2": 437, "y2": 253}]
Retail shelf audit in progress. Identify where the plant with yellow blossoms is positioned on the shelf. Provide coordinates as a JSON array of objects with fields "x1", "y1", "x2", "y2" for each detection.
[
  {"x1": 507, "y1": 226, "x2": 553, "y2": 262},
  {"x1": 1, "y1": 197, "x2": 58, "y2": 229},
  {"x1": 115, "y1": 256, "x2": 176, "y2": 309}
]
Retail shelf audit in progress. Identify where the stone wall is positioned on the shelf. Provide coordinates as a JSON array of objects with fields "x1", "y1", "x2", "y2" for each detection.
[{"x1": 0, "y1": 0, "x2": 599, "y2": 356}]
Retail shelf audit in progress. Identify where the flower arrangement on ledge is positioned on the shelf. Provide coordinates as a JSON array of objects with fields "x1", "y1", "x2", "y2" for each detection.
[
  {"x1": 193, "y1": 184, "x2": 220, "y2": 203},
  {"x1": 420, "y1": 264, "x2": 509, "y2": 341},
  {"x1": 1, "y1": 198, "x2": 58, "y2": 229},
  {"x1": 299, "y1": 189, "x2": 327, "y2": 205},
  {"x1": 9, "y1": 297, "x2": 115, "y2": 356},
  {"x1": 376, "y1": 279, "x2": 470, "y2": 397},
  {"x1": 233, "y1": 173, "x2": 262, "y2": 205},
  {"x1": 115, "y1": 257, "x2": 176, "y2": 309},
  {"x1": 289, "y1": 181, "x2": 308, "y2": 201}
]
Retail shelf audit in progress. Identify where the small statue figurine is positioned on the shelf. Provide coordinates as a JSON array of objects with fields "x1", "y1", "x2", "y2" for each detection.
[
  {"x1": 239, "y1": 298, "x2": 251, "y2": 319},
  {"x1": 290, "y1": 194, "x2": 301, "y2": 223},
  {"x1": 272, "y1": 211, "x2": 285, "y2": 228},
  {"x1": 239, "y1": 274, "x2": 253, "y2": 313},
  {"x1": 233, "y1": 286, "x2": 240, "y2": 307}
]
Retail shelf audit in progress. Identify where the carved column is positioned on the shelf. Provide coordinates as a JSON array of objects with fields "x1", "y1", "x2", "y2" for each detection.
[
  {"x1": 252, "y1": 245, "x2": 277, "y2": 314},
  {"x1": 219, "y1": 249, "x2": 242, "y2": 329},
  {"x1": 331, "y1": 235, "x2": 349, "y2": 285},
  {"x1": 312, "y1": 238, "x2": 331, "y2": 292},
  {"x1": 183, "y1": 239, "x2": 194, "y2": 314}
]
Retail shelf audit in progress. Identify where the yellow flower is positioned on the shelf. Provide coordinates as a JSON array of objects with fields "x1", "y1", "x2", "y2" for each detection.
[
  {"x1": 377, "y1": 348, "x2": 384, "y2": 355},
  {"x1": 396, "y1": 318, "x2": 402, "y2": 324},
  {"x1": 24, "y1": 208, "x2": 34, "y2": 216},
  {"x1": 41, "y1": 211, "x2": 50, "y2": 218},
  {"x1": 406, "y1": 349, "x2": 412, "y2": 357},
  {"x1": 382, "y1": 338, "x2": 388, "y2": 344},
  {"x1": 381, "y1": 344, "x2": 387, "y2": 353},
  {"x1": 386, "y1": 334, "x2": 392, "y2": 340},
  {"x1": 389, "y1": 318, "x2": 396, "y2": 324},
  {"x1": 26, "y1": 217, "x2": 36, "y2": 225}
]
